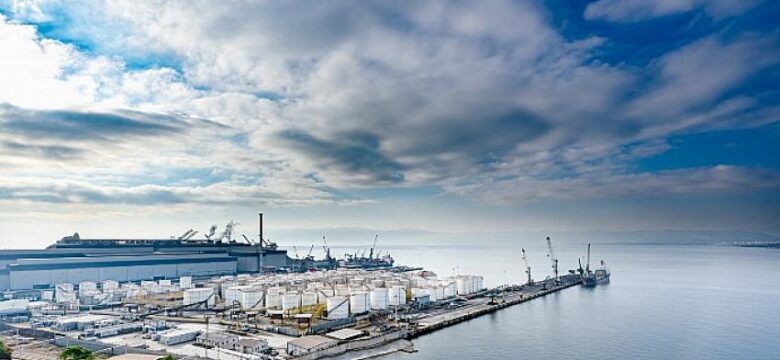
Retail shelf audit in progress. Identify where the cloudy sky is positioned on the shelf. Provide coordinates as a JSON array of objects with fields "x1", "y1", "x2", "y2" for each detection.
[{"x1": 0, "y1": 0, "x2": 779, "y2": 246}]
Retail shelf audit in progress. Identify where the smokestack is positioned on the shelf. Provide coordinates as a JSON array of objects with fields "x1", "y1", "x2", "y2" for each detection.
[{"x1": 258, "y1": 212, "x2": 264, "y2": 245}]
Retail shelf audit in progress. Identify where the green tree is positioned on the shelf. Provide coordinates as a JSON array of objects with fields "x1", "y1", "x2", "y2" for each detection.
[
  {"x1": 0, "y1": 340, "x2": 12, "y2": 360},
  {"x1": 158, "y1": 355, "x2": 176, "y2": 360},
  {"x1": 59, "y1": 345, "x2": 95, "y2": 360}
]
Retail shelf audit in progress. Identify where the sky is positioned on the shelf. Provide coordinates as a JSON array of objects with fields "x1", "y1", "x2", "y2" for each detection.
[{"x1": 0, "y1": 0, "x2": 779, "y2": 247}]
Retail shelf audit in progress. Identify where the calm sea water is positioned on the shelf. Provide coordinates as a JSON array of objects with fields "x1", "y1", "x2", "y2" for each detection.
[{"x1": 333, "y1": 243, "x2": 780, "y2": 360}]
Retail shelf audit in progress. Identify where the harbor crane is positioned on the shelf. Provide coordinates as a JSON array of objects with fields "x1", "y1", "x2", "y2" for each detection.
[
  {"x1": 205, "y1": 225, "x2": 217, "y2": 240},
  {"x1": 545, "y1": 236, "x2": 560, "y2": 284},
  {"x1": 369, "y1": 234, "x2": 378, "y2": 260},
  {"x1": 522, "y1": 248, "x2": 533, "y2": 285}
]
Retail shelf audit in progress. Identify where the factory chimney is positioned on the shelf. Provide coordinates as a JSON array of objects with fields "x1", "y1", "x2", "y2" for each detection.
[{"x1": 258, "y1": 212, "x2": 264, "y2": 246}]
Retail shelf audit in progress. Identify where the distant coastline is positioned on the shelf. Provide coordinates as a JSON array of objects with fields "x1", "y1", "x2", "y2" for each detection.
[{"x1": 734, "y1": 242, "x2": 780, "y2": 249}]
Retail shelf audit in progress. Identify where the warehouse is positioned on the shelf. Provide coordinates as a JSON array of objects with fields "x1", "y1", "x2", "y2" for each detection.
[{"x1": 5, "y1": 253, "x2": 237, "y2": 290}]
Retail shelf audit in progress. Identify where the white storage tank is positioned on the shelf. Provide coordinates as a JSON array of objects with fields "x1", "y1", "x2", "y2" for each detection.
[
  {"x1": 158, "y1": 279, "x2": 172, "y2": 287},
  {"x1": 370, "y1": 288, "x2": 388, "y2": 310},
  {"x1": 317, "y1": 289, "x2": 334, "y2": 304},
  {"x1": 335, "y1": 285, "x2": 349, "y2": 296},
  {"x1": 326, "y1": 296, "x2": 349, "y2": 319},
  {"x1": 101, "y1": 280, "x2": 119, "y2": 291},
  {"x1": 265, "y1": 294, "x2": 281, "y2": 309},
  {"x1": 301, "y1": 292, "x2": 318, "y2": 307},
  {"x1": 282, "y1": 292, "x2": 301, "y2": 311},
  {"x1": 389, "y1": 286, "x2": 406, "y2": 306},
  {"x1": 179, "y1": 276, "x2": 192, "y2": 289},
  {"x1": 239, "y1": 288, "x2": 264, "y2": 309},
  {"x1": 183, "y1": 288, "x2": 215, "y2": 308},
  {"x1": 267, "y1": 286, "x2": 286, "y2": 296},
  {"x1": 349, "y1": 291, "x2": 369, "y2": 314},
  {"x1": 371, "y1": 280, "x2": 384, "y2": 288},
  {"x1": 78, "y1": 281, "x2": 97, "y2": 295},
  {"x1": 306, "y1": 282, "x2": 323, "y2": 290}
]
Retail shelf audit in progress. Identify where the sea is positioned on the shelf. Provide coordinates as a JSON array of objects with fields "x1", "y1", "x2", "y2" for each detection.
[{"x1": 326, "y1": 243, "x2": 780, "y2": 360}]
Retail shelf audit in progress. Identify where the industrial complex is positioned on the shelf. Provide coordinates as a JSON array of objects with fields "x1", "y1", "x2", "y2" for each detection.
[{"x1": 0, "y1": 214, "x2": 608, "y2": 359}]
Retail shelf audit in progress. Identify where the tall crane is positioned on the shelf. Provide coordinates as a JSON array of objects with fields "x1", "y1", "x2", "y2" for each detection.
[
  {"x1": 369, "y1": 234, "x2": 378, "y2": 260},
  {"x1": 586, "y1": 243, "x2": 591, "y2": 273},
  {"x1": 545, "y1": 236, "x2": 559, "y2": 284},
  {"x1": 521, "y1": 248, "x2": 533, "y2": 285}
]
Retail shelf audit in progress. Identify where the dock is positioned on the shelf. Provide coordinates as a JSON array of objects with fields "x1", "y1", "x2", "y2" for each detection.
[{"x1": 407, "y1": 274, "x2": 581, "y2": 338}]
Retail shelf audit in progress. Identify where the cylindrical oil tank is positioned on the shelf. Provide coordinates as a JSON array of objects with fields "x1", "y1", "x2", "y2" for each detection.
[
  {"x1": 183, "y1": 288, "x2": 215, "y2": 307},
  {"x1": 282, "y1": 292, "x2": 301, "y2": 311},
  {"x1": 349, "y1": 291, "x2": 369, "y2": 314},
  {"x1": 317, "y1": 289, "x2": 334, "y2": 304},
  {"x1": 443, "y1": 282, "x2": 456, "y2": 298},
  {"x1": 391, "y1": 285, "x2": 406, "y2": 305},
  {"x1": 267, "y1": 286, "x2": 286, "y2": 296},
  {"x1": 238, "y1": 288, "x2": 263, "y2": 309},
  {"x1": 326, "y1": 296, "x2": 349, "y2": 319},
  {"x1": 306, "y1": 282, "x2": 323, "y2": 290},
  {"x1": 335, "y1": 285, "x2": 349, "y2": 296},
  {"x1": 371, "y1": 280, "x2": 384, "y2": 288},
  {"x1": 179, "y1": 276, "x2": 192, "y2": 289},
  {"x1": 370, "y1": 288, "x2": 388, "y2": 310},
  {"x1": 265, "y1": 294, "x2": 281, "y2": 309},
  {"x1": 301, "y1": 291, "x2": 317, "y2": 307},
  {"x1": 159, "y1": 279, "x2": 172, "y2": 287}
]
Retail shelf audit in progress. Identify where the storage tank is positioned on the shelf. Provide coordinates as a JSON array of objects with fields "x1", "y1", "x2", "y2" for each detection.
[
  {"x1": 443, "y1": 282, "x2": 456, "y2": 298},
  {"x1": 371, "y1": 280, "x2": 384, "y2": 288},
  {"x1": 101, "y1": 280, "x2": 119, "y2": 291},
  {"x1": 349, "y1": 292, "x2": 369, "y2": 314},
  {"x1": 317, "y1": 289, "x2": 334, "y2": 304},
  {"x1": 267, "y1": 286, "x2": 286, "y2": 296},
  {"x1": 282, "y1": 292, "x2": 301, "y2": 311},
  {"x1": 183, "y1": 288, "x2": 215, "y2": 307},
  {"x1": 301, "y1": 292, "x2": 317, "y2": 307},
  {"x1": 335, "y1": 285, "x2": 349, "y2": 296},
  {"x1": 370, "y1": 288, "x2": 388, "y2": 310},
  {"x1": 265, "y1": 294, "x2": 281, "y2": 309},
  {"x1": 239, "y1": 288, "x2": 264, "y2": 309},
  {"x1": 306, "y1": 282, "x2": 323, "y2": 290},
  {"x1": 78, "y1": 281, "x2": 97, "y2": 295},
  {"x1": 390, "y1": 286, "x2": 406, "y2": 306},
  {"x1": 326, "y1": 296, "x2": 349, "y2": 319},
  {"x1": 179, "y1": 276, "x2": 192, "y2": 289}
]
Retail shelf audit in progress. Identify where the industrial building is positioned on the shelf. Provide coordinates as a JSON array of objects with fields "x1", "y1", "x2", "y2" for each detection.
[{"x1": 0, "y1": 214, "x2": 291, "y2": 291}]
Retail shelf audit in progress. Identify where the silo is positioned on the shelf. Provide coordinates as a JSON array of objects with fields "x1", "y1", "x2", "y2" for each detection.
[
  {"x1": 370, "y1": 288, "x2": 388, "y2": 310},
  {"x1": 326, "y1": 296, "x2": 349, "y2": 319},
  {"x1": 349, "y1": 292, "x2": 369, "y2": 314}
]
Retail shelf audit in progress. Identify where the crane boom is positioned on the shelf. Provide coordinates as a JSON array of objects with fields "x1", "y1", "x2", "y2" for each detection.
[
  {"x1": 545, "y1": 236, "x2": 559, "y2": 282},
  {"x1": 521, "y1": 248, "x2": 533, "y2": 284}
]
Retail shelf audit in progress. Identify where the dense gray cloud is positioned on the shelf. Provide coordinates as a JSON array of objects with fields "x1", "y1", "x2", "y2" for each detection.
[{"x1": 0, "y1": 104, "x2": 183, "y2": 141}]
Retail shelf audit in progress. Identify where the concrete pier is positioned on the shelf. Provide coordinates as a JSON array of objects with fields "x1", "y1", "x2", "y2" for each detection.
[{"x1": 407, "y1": 274, "x2": 581, "y2": 338}]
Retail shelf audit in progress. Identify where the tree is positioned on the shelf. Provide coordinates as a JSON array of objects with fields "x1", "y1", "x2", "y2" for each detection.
[
  {"x1": 0, "y1": 340, "x2": 12, "y2": 360},
  {"x1": 59, "y1": 345, "x2": 95, "y2": 360},
  {"x1": 158, "y1": 355, "x2": 176, "y2": 360}
]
